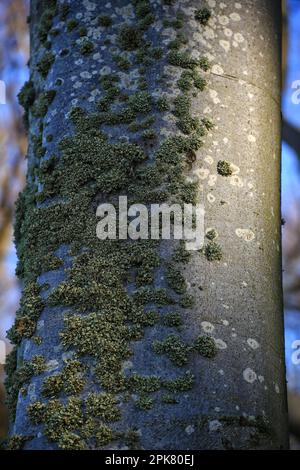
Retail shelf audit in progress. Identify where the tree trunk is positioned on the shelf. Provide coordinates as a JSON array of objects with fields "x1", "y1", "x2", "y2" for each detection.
[{"x1": 6, "y1": 0, "x2": 288, "y2": 450}]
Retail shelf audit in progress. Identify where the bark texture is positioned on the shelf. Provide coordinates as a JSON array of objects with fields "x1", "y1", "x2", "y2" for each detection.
[{"x1": 6, "y1": 0, "x2": 288, "y2": 450}]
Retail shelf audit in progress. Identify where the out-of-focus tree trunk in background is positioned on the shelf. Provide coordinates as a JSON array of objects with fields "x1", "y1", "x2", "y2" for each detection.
[
  {"x1": 5, "y1": 0, "x2": 288, "y2": 450},
  {"x1": 0, "y1": 0, "x2": 28, "y2": 440}
]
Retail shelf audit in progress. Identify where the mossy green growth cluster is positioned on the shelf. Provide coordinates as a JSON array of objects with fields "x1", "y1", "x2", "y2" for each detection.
[
  {"x1": 163, "y1": 10, "x2": 184, "y2": 30},
  {"x1": 178, "y1": 70, "x2": 206, "y2": 92},
  {"x1": 194, "y1": 8, "x2": 211, "y2": 25},
  {"x1": 136, "y1": 395, "x2": 153, "y2": 410},
  {"x1": 217, "y1": 160, "x2": 232, "y2": 177},
  {"x1": 153, "y1": 334, "x2": 217, "y2": 365},
  {"x1": 7, "y1": 283, "x2": 44, "y2": 345},
  {"x1": 204, "y1": 242, "x2": 223, "y2": 261},
  {"x1": 38, "y1": 1, "x2": 57, "y2": 45},
  {"x1": 172, "y1": 241, "x2": 191, "y2": 264},
  {"x1": 162, "y1": 312, "x2": 183, "y2": 327},
  {"x1": 155, "y1": 96, "x2": 169, "y2": 111},
  {"x1": 168, "y1": 50, "x2": 210, "y2": 71},
  {"x1": 3, "y1": 434, "x2": 32, "y2": 450},
  {"x1": 18, "y1": 79, "x2": 35, "y2": 114},
  {"x1": 206, "y1": 229, "x2": 217, "y2": 241},
  {"x1": 32, "y1": 90, "x2": 56, "y2": 118},
  {"x1": 174, "y1": 94, "x2": 204, "y2": 135},
  {"x1": 125, "y1": 370, "x2": 195, "y2": 410},
  {"x1": 118, "y1": 25, "x2": 142, "y2": 51},
  {"x1": 36, "y1": 52, "x2": 55, "y2": 78},
  {"x1": 67, "y1": 18, "x2": 78, "y2": 32},
  {"x1": 80, "y1": 39, "x2": 94, "y2": 55},
  {"x1": 194, "y1": 335, "x2": 217, "y2": 358},
  {"x1": 166, "y1": 264, "x2": 187, "y2": 294},
  {"x1": 42, "y1": 359, "x2": 85, "y2": 397},
  {"x1": 153, "y1": 334, "x2": 190, "y2": 366},
  {"x1": 59, "y1": 3, "x2": 70, "y2": 21},
  {"x1": 4, "y1": 351, "x2": 46, "y2": 419},
  {"x1": 97, "y1": 15, "x2": 112, "y2": 27},
  {"x1": 27, "y1": 393, "x2": 129, "y2": 449}
]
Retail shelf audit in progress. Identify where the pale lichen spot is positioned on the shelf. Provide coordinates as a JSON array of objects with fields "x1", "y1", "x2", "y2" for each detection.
[
  {"x1": 230, "y1": 12, "x2": 241, "y2": 21},
  {"x1": 224, "y1": 28, "x2": 233, "y2": 37},
  {"x1": 204, "y1": 106, "x2": 212, "y2": 114},
  {"x1": 83, "y1": 0, "x2": 96, "y2": 11},
  {"x1": 28, "y1": 383, "x2": 37, "y2": 400},
  {"x1": 201, "y1": 321, "x2": 215, "y2": 333},
  {"x1": 247, "y1": 338, "x2": 259, "y2": 350},
  {"x1": 162, "y1": 28, "x2": 176, "y2": 41},
  {"x1": 228, "y1": 163, "x2": 239, "y2": 176},
  {"x1": 46, "y1": 360, "x2": 59, "y2": 372},
  {"x1": 243, "y1": 368, "x2": 257, "y2": 384},
  {"x1": 194, "y1": 168, "x2": 210, "y2": 180},
  {"x1": 122, "y1": 360, "x2": 133, "y2": 371},
  {"x1": 209, "y1": 89, "x2": 220, "y2": 105},
  {"x1": 208, "y1": 174, "x2": 217, "y2": 186},
  {"x1": 116, "y1": 4, "x2": 134, "y2": 19},
  {"x1": 235, "y1": 2, "x2": 242, "y2": 8},
  {"x1": 80, "y1": 71, "x2": 92, "y2": 79},
  {"x1": 218, "y1": 15, "x2": 229, "y2": 26},
  {"x1": 205, "y1": 52, "x2": 216, "y2": 62},
  {"x1": 209, "y1": 420, "x2": 222, "y2": 432},
  {"x1": 235, "y1": 228, "x2": 255, "y2": 242},
  {"x1": 219, "y1": 39, "x2": 230, "y2": 53},
  {"x1": 203, "y1": 28, "x2": 215, "y2": 40},
  {"x1": 207, "y1": 193, "x2": 216, "y2": 204},
  {"x1": 92, "y1": 52, "x2": 101, "y2": 61},
  {"x1": 208, "y1": 0, "x2": 216, "y2": 7},
  {"x1": 212, "y1": 64, "x2": 224, "y2": 75},
  {"x1": 230, "y1": 175, "x2": 243, "y2": 188},
  {"x1": 185, "y1": 425, "x2": 195, "y2": 435},
  {"x1": 234, "y1": 33, "x2": 244, "y2": 43},
  {"x1": 36, "y1": 319, "x2": 44, "y2": 331},
  {"x1": 99, "y1": 66, "x2": 112, "y2": 76},
  {"x1": 215, "y1": 339, "x2": 227, "y2": 350},
  {"x1": 205, "y1": 155, "x2": 214, "y2": 165},
  {"x1": 275, "y1": 384, "x2": 280, "y2": 394}
]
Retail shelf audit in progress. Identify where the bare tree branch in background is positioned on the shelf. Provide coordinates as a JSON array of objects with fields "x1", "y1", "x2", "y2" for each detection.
[
  {"x1": 283, "y1": 200, "x2": 300, "y2": 310},
  {"x1": 283, "y1": 119, "x2": 300, "y2": 160}
]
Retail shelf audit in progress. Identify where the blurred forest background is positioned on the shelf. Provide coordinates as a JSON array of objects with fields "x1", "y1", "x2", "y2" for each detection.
[{"x1": 0, "y1": 0, "x2": 300, "y2": 448}]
